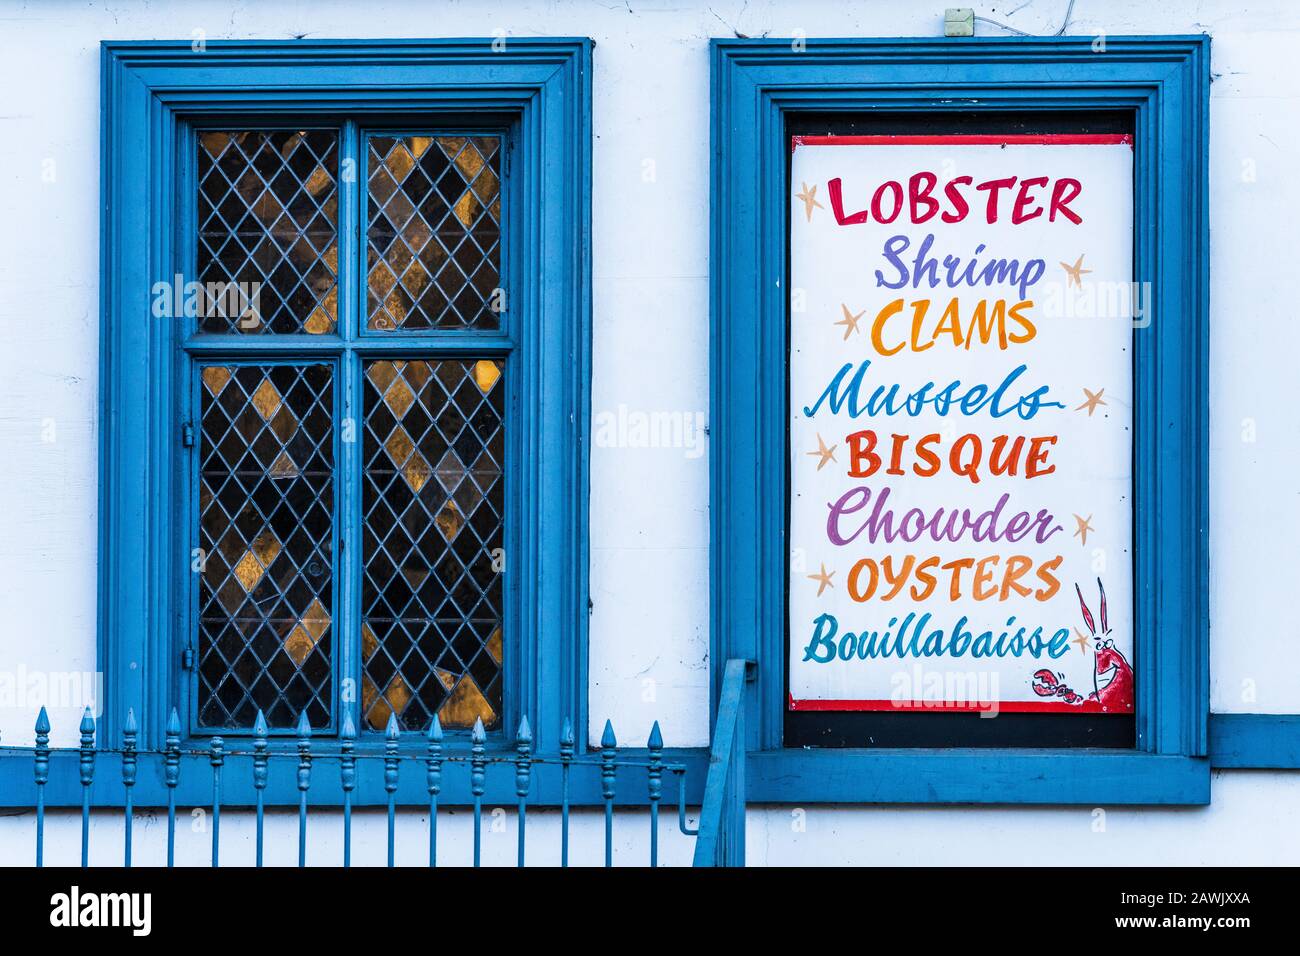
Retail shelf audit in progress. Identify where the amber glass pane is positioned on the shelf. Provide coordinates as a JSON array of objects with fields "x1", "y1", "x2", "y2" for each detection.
[
  {"x1": 197, "y1": 364, "x2": 334, "y2": 728},
  {"x1": 367, "y1": 135, "x2": 502, "y2": 331},
  {"x1": 197, "y1": 130, "x2": 339, "y2": 334},
  {"x1": 361, "y1": 359, "x2": 505, "y2": 730}
]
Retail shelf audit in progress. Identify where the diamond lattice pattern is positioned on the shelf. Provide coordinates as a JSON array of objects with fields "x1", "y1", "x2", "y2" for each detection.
[
  {"x1": 198, "y1": 131, "x2": 339, "y2": 334},
  {"x1": 367, "y1": 135, "x2": 502, "y2": 331},
  {"x1": 198, "y1": 364, "x2": 335, "y2": 729},
  {"x1": 362, "y1": 359, "x2": 505, "y2": 731}
]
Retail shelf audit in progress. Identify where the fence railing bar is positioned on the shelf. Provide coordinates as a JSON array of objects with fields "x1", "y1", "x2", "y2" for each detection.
[
  {"x1": 384, "y1": 713, "x2": 399, "y2": 868},
  {"x1": 122, "y1": 708, "x2": 137, "y2": 867},
  {"x1": 559, "y1": 718, "x2": 573, "y2": 868},
  {"x1": 34, "y1": 707, "x2": 49, "y2": 867},
  {"x1": 600, "y1": 719, "x2": 617, "y2": 868},
  {"x1": 209, "y1": 735, "x2": 224, "y2": 867},
  {"x1": 164, "y1": 708, "x2": 180, "y2": 867},
  {"x1": 725, "y1": 697, "x2": 746, "y2": 866},
  {"x1": 78, "y1": 707, "x2": 95, "y2": 867},
  {"x1": 426, "y1": 716, "x2": 442, "y2": 868},
  {"x1": 515, "y1": 716, "x2": 532, "y2": 867},
  {"x1": 647, "y1": 721, "x2": 663, "y2": 867},
  {"x1": 253, "y1": 711, "x2": 268, "y2": 867},
  {"x1": 470, "y1": 717, "x2": 486, "y2": 867},
  {"x1": 0, "y1": 742, "x2": 691, "y2": 770},
  {"x1": 691, "y1": 658, "x2": 751, "y2": 867},
  {"x1": 340, "y1": 712, "x2": 356, "y2": 868},
  {"x1": 296, "y1": 711, "x2": 312, "y2": 868}
]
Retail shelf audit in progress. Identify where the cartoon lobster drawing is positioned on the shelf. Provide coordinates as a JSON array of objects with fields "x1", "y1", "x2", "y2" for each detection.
[{"x1": 1030, "y1": 578, "x2": 1134, "y2": 713}]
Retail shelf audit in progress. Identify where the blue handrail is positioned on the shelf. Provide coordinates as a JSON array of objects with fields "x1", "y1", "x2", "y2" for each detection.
[{"x1": 692, "y1": 659, "x2": 753, "y2": 867}]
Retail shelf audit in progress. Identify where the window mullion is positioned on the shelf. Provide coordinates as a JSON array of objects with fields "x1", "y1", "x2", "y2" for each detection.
[{"x1": 338, "y1": 120, "x2": 363, "y2": 735}]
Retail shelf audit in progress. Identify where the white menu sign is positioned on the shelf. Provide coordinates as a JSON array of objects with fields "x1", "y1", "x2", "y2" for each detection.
[{"x1": 788, "y1": 133, "x2": 1135, "y2": 715}]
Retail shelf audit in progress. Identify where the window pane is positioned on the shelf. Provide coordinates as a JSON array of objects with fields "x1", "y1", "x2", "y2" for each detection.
[
  {"x1": 197, "y1": 364, "x2": 335, "y2": 729},
  {"x1": 367, "y1": 135, "x2": 502, "y2": 331},
  {"x1": 362, "y1": 359, "x2": 505, "y2": 731},
  {"x1": 197, "y1": 131, "x2": 339, "y2": 334}
]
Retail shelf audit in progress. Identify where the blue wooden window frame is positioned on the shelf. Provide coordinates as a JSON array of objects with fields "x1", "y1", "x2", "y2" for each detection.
[
  {"x1": 93, "y1": 39, "x2": 593, "y2": 805},
  {"x1": 709, "y1": 36, "x2": 1213, "y2": 804},
  {"x1": 180, "y1": 122, "x2": 517, "y2": 738}
]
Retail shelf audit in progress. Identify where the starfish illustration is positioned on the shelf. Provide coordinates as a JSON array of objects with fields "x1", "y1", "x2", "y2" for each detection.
[
  {"x1": 834, "y1": 303, "x2": 865, "y2": 340},
  {"x1": 1076, "y1": 387, "x2": 1107, "y2": 416},
  {"x1": 807, "y1": 563, "x2": 835, "y2": 596},
  {"x1": 806, "y1": 433, "x2": 838, "y2": 471},
  {"x1": 1073, "y1": 513, "x2": 1095, "y2": 547},
  {"x1": 1072, "y1": 628, "x2": 1093, "y2": 654},
  {"x1": 1060, "y1": 254, "x2": 1093, "y2": 289},
  {"x1": 795, "y1": 182, "x2": 824, "y2": 222}
]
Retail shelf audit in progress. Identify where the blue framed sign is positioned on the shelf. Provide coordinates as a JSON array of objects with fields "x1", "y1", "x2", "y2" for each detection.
[
  {"x1": 787, "y1": 124, "x2": 1138, "y2": 742},
  {"x1": 709, "y1": 36, "x2": 1211, "y2": 803}
]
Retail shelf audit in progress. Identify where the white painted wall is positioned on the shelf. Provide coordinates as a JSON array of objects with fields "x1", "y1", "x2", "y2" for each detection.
[{"x1": 0, "y1": 0, "x2": 1297, "y2": 864}]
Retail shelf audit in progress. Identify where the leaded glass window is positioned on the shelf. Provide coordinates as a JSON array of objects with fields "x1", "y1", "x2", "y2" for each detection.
[
  {"x1": 197, "y1": 364, "x2": 335, "y2": 728},
  {"x1": 188, "y1": 126, "x2": 510, "y2": 736},
  {"x1": 367, "y1": 135, "x2": 502, "y2": 331},
  {"x1": 361, "y1": 359, "x2": 505, "y2": 731},
  {"x1": 198, "y1": 131, "x2": 339, "y2": 334}
]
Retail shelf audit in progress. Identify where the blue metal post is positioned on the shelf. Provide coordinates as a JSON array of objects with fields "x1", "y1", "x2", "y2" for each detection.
[
  {"x1": 559, "y1": 718, "x2": 573, "y2": 867},
  {"x1": 296, "y1": 711, "x2": 312, "y2": 867},
  {"x1": 209, "y1": 736, "x2": 224, "y2": 867},
  {"x1": 33, "y1": 707, "x2": 49, "y2": 867},
  {"x1": 647, "y1": 721, "x2": 663, "y2": 868},
  {"x1": 78, "y1": 707, "x2": 95, "y2": 867},
  {"x1": 164, "y1": 708, "x2": 181, "y2": 867},
  {"x1": 515, "y1": 716, "x2": 532, "y2": 867},
  {"x1": 426, "y1": 716, "x2": 442, "y2": 868},
  {"x1": 252, "y1": 711, "x2": 268, "y2": 867},
  {"x1": 384, "y1": 713, "x2": 400, "y2": 868},
  {"x1": 340, "y1": 711, "x2": 356, "y2": 868},
  {"x1": 122, "y1": 709, "x2": 138, "y2": 867},
  {"x1": 471, "y1": 717, "x2": 486, "y2": 867},
  {"x1": 601, "y1": 719, "x2": 617, "y2": 868}
]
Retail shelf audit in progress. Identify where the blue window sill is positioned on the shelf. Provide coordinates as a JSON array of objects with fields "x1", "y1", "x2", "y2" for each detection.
[{"x1": 746, "y1": 749, "x2": 1209, "y2": 805}]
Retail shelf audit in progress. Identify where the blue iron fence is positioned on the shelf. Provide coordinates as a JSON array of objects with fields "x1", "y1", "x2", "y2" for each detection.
[
  {"x1": 2, "y1": 707, "x2": 719, "y2": 867},
  {"x1": 2, "y1": 660, "x2": 757, "y2": 867}
]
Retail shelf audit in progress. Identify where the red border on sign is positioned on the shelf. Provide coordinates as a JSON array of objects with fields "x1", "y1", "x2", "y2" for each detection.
[
  {"x1": 788, "y1": 695, "x2": 1135, "y2": 714},
  {"x1": 791, "y1": 133, "x2": 1134, "y2": 151}
]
